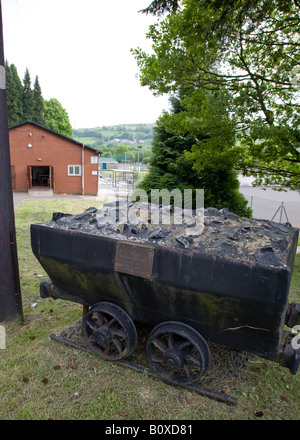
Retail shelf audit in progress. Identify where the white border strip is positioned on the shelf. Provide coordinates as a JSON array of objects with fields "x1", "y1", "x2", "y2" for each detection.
[{"x1": 0, "y1": 65, "x2": 6, "y2": 89}]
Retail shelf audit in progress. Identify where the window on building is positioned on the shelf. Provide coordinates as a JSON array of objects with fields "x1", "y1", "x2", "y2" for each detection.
[{"x1": 68, "y1": 165, "x2": 81, "y2": 176}]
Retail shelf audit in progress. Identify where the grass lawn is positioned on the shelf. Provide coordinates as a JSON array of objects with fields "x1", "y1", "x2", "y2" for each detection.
[{"x1": 0, "y1": 198, "x2": 299, "y2": 420}]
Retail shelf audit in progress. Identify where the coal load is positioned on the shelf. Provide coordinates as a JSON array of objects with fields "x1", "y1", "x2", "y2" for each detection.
[{"x1": 45, "y1": 200, "x2": 297, "y2": 267}]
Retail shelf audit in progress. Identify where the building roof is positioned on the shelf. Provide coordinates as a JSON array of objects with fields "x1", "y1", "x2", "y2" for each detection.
[{"x1": 9, "y1": 120, "x2": 100, "y2": 154}]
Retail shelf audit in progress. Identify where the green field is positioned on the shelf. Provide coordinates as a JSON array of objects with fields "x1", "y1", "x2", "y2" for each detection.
[
  {"x1": 0, "y1": 198, "x2": 299, "y2": 420},
  {"x1": 73, "y1": 124, "x2": 154, "y2": 149},
  {"x1": 73, "y1": 136, "x2": 100, "y2": 145}
]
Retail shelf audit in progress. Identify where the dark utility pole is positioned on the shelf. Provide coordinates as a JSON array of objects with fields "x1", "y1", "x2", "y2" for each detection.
[{"x1": 0, "y1": 0, "x2": 23, "y2": 322}]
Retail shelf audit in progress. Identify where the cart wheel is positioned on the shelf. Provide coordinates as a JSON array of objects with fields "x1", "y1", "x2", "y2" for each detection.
[
  {"x1": 146, "y1": 321, "x2": 211, "y2": 385},
  {"x1": 83, "y1": 302, "x2": 137, "y2": 360}
]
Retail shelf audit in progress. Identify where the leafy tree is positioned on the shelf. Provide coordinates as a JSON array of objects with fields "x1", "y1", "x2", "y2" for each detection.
[
  {"x1": 115, "y1": 145, "x2": 129, "y2": 155},
  {"x1": 32, "y1": 76, "x2": 45, "y2": 125},
  {"x1": 43, "y1": 98, "x2": 73, "y2": 137},
  {"x1": 143, "y1": 0, "x2": 299, "y2": 20},
  {"x1": 22, "y1": 68, "x2": 34, "y2": 120},
  {"x1": 5, "y1": 62, "x2": 23, "y2": 125},
  {"x1": 135, "y1": 0, "x2": 300, "y2": 190}
]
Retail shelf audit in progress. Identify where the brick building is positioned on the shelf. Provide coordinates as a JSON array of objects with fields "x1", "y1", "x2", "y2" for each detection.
[{"x1": 9, "y1": 120, "x2": 100, "y2": 195}]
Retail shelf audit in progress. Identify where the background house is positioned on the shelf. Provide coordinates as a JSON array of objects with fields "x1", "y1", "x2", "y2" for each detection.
[
  {"x1": 9, "y1": 120, "x2": 100, "y2": 195},
  {"x1": 99, "y1": 157, "x2": 118, "y2": 170}
]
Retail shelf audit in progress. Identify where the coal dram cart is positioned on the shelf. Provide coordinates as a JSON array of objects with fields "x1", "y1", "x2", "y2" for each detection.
[{"x1": 31, "y1": 202, "x2": 300, "y2": 386}]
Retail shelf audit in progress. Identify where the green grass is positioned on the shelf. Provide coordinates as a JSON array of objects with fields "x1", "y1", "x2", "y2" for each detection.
[{"x1": 0, "y1": 198, "x2": 299, "y2": 420}]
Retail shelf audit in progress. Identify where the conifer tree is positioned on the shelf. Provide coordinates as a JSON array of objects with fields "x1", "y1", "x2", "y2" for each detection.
[
  {"x1": 5, "y1": 63, "x2": 73, "y2": 136},
  {"x1": 5, "y1": 62, "x2": 23, "y2": 125},
  {"x1": 138, "y1": 94, "x2": 252, "y2": 216},
  {"x1": 22, "y1": 68, "x2": 34, "y2": 120},
  {"x1": 32, "y1": 75, "x2": 45, "y2": 124}
]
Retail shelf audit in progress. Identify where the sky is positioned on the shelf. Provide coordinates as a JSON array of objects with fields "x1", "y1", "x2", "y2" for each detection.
[{"x1": 1, "y1": 0, "x2": 170, "y2": 128}]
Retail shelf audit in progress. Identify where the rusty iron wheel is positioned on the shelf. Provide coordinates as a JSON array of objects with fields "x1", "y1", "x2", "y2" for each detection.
[
  {"x1": 146, "y1": 321, "x2": 211, "y2": 385},
  {"x1": 83, "y1": 302, "x2": 137, "y2": 360}
]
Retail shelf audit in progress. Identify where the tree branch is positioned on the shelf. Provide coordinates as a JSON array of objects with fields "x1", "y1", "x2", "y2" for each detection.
[{"x1": 236, "y1": 32, "x2": 274, "y2": 126}]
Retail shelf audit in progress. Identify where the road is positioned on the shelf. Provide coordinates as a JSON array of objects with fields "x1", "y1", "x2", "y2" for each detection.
[{"x1": 239, "y1": 186, "x2": 300, "y2": 229}]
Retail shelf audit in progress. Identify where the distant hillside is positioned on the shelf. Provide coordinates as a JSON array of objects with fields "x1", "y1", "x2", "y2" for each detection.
[
  {"x1": 73, "y1": 124, "x2": 154, "y2": 163},
  {"x1": 73, "y1": 124, "x2": 154, "y2": 149}
]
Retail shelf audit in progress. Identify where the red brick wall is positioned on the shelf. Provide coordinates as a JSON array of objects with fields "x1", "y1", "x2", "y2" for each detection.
[{"x1": 9, "y1": 123, "x2": 99, "y2": 195}]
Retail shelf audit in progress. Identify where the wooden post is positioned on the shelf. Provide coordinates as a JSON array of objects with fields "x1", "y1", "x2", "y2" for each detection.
[{"x1": 0, "y1": 0, "x2": 23, "y2": 322}]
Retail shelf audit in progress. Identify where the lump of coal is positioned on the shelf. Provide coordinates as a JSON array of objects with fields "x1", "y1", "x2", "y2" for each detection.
[
  {"x1": 52, "y1": 212, "x2": 72, "y2": 222},
  {"x1": 149, "y1": 230, "x2": 165, "y2": 240}
]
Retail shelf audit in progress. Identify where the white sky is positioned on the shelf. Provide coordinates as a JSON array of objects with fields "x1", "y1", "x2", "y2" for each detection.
[{"x1": 1, "y1": 0, "x2": 170, "y2": 128}]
